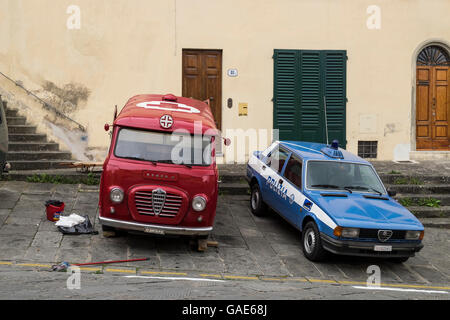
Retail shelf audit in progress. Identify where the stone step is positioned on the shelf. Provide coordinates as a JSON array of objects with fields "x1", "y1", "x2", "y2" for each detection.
[
  {"x1": 407, "y1": 206, "x2": 450, "y2": 218},
  {"x1": 7, "y1": 125, "x2": 37, "y2": 134},
  {"x1": 5, "y1": 108, "x2": 18, "y2": 117},
  {"x1": 5, "y1": 116, "x2": 26, "y2": 125},
  {"x1": 218, "y1": 180, "x2": 450, "y2": 196},
  {"x1": 6, "y1": 151, "x2": 72, "y2": 161},
  {"x1": 394, "y1": 193, "x2": 450, "y2": 206},
  {"x1": 420, "y1": 218, "x2": 450, "y2": 229},
  {"x1": 218, "y1": 172, "x2": 450, "y2": 186},
  {"x1": 219, "y1": 172, "x2": 247, "y2": 183},
  {"x1": 8, "y1": 142, "x2": 59, "y2": 152},
  {"x1": 219, "y1": 182, "x2": 250, "y2": 195},
  {"x1": 7, "y1": 160, "x2": 75, "y2": 171},
  {"x1": 385, "y1": 184, "x2": 450, "y2": 194},
  {"x1": 380, "y1": 174, "x2": 450, "y2": 185},
  {"x1": 8, "y1": 133, "x2": 47, "y2": 142},
  {"x1": 4, "y1": 169, "x2": 101, "y2": 184}
]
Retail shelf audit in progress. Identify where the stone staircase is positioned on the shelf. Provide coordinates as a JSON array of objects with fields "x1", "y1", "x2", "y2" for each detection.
[
  {"x1": 3, "y1": 101, "x2": 73, "y2": 171},
  {"x1": 381, "y1": 174, "x2": 450, "y2": 220}
]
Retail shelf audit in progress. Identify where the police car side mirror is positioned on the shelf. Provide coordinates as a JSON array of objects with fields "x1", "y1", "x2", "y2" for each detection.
[{"x1": 388, "y1": 190, "x2": 397, "y2": 197}]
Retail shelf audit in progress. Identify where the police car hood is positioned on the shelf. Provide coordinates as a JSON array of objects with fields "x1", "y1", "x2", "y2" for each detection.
[{"x1": 308, "y1": 193, "x2": 423, "y2": 230}]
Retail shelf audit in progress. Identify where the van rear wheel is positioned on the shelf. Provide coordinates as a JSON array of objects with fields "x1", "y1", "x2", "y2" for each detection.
[{"x1": 250, "y1": 183, "x2": 267, "y2": 217}]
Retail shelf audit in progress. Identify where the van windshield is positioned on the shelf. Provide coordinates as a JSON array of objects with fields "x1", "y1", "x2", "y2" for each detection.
[
  {"x1": 306, "y1": 161, "x2": 386, "y2": 194},
  {"x1": 114, "y1": 128, "x2": 213, "y2": 166}
]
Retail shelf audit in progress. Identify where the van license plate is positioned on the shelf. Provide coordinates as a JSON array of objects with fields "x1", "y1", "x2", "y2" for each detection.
[
  {"x1": 374, "y1": 245, "x2": 392, "y2": 252},
  {"x1": 144, "y1": 227, "x2": 165, "y2": 235}
]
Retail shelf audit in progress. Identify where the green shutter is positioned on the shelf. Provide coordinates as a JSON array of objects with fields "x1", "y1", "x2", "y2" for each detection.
[
  {"x1": 273, "y1": 50, "x2": 299, "y2": 140},
  {"x1": 299, "y1": 51, "x2": 323, "y2": 143},
  {"x1": 273, "y1": 49, "x2": 347, "y2": 148},
  {"x1": 323, "y1": 51, "x2": 347, "y2": 149}
]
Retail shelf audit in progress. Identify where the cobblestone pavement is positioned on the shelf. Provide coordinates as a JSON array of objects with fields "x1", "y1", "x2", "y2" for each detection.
[{"x1": 0, "y1": 181, "x2": 449, "y2": 298}]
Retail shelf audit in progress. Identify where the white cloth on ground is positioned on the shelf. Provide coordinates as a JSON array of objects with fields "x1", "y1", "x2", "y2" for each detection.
[{"x1": 55, "y1": 214, "x2": 86, "y2": 228}]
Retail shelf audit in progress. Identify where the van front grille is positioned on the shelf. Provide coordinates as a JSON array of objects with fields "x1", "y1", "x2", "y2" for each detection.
[{"x1": 134, "y1": 190, "x2": 183, "y2": 218}]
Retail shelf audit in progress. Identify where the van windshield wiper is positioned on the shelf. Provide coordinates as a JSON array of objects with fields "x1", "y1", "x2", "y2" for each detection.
[
  {"x1": 157, "y1": 160, "x2": 192, "y2": 168},
  {"x1": 125, "y1": 157, "x2": 157, "y2": 165}
]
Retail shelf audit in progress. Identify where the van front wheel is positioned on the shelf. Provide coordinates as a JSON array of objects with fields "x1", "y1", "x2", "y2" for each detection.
[{"x1": 101, "y1": 225, "x2": 126, "y2": 237}]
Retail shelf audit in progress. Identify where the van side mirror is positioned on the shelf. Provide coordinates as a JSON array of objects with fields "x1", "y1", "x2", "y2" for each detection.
[
  {"x1": 223, "y1": 138, "x2": 231, "y2": 146},
  {"x1": 104, "y1": 123, "x2": 110, "y2": 132},
  {"x1": 388, "y1": 190, "x2": 397, "y2": 197}
]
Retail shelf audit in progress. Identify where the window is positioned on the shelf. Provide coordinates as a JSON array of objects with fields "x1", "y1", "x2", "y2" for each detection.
[
  {"x1": 114, "y1": 128, "x2": 212, "y2": 166},
  {"x1": 306, "y1": 161, "x2": 385, "y2": 194},
  {"x1": 283, "y1": 156, "x2": 303, "y2": 189},
  {"x1": 358, "y1": 141, "x2": 378, "y2": 159},
  {"x1": 417, "y1": 46, "x2": 450, "y2": 66},
  {"x1": 266, "y1": 147, "x2": 289, "y2": 173}
]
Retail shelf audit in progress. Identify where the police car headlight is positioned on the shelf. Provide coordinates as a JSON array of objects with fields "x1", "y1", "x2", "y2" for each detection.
[
  {"x1": 405, "y1": 230, "x2": 424, "y2": 240},
  {"x1": 110, "y1": 187, "x2": 124, "y2": 204},
  {"x1": 341, "y1": 228, "x2": 360, "y2": 238},
  {"x1": 192, "y1": 195, "x2": 207, "y2": 212}
]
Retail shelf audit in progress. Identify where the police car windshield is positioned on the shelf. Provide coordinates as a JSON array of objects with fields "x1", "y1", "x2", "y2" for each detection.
[
  {"x1": 306, "y1": 161, "x2": 385, "y2": 194},
  {"x1": 114, "y1": 128, "x2": 212, "y2": 166}
]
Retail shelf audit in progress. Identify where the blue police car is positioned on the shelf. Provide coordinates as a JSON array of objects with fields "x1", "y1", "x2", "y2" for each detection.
[{"x1": 246, "y1": 140, "x2": 424, "y2": 262}]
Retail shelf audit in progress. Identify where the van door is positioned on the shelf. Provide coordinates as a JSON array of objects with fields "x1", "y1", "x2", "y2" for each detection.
[{"x1": 0, "y1": 100, "x2": 8, "y2": 172}]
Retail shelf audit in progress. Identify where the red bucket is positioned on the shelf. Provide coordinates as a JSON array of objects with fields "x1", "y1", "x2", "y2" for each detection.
[{"x1": 45, "y1": 201, "x2": 65, "y2": 222}]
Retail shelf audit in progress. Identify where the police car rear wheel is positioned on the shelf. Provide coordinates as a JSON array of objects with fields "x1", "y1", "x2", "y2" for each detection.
[
  {"x1": 302, "y1": 222, "x2": 327, "y2": 261},
  {"x1": 250, "y1": 184, "x2": 267, "y2": 216}
]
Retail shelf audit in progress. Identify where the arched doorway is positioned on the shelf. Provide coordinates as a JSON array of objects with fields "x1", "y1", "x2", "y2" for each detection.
[{"x1": 416, "y1": 45, "x2": 450, "y2": 150}]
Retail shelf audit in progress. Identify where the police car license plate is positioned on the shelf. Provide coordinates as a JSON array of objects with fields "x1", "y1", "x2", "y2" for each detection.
[
  {"x1": 144, "y1": 227, "x2": 165, "y2": 235},
  {"x1": 374, "y1": 245, "x2": 392, "y2": 252}
]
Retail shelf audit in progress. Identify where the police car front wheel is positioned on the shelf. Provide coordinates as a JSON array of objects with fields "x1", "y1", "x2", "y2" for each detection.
[
  {"x1": 302, "y1": 222, "x2": 327, "y2": 261},
  {"x1": 250, "y1": 183, "x2": 267, "y2": 217}
]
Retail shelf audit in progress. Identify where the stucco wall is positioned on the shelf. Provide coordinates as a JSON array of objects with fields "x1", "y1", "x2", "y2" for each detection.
[{"x1": 0, "y1": 0, "x2": 449, "y2": 161}]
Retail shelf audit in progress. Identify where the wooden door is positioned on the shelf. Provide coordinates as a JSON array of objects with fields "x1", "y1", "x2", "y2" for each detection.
[
  {"x1": 416, "y1": 45, "x2": 450, "y2": 150},
  {"x1": 182, "y1": 49, "x2": 222, "y2": 130},
  {"x1": 416, "y1": 66, "x2": 450, "y2": 150}
]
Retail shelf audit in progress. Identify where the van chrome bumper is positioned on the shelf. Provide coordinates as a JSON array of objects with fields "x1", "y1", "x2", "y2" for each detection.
[{"x1": 99, "y1": 216, "x2": 212, "y2": 236}]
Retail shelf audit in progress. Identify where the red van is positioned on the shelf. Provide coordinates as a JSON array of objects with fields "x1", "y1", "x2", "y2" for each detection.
[{"x1": 99, "y1": 94, "x2": 220, "y2": 247}]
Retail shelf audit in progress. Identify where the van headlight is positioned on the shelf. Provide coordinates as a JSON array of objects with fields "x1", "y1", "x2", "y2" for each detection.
[
  {"x1": 405, "y1": 230, "x2": 424, "y2": 240},
  {"x1": 192, "y1": 195, "x2": 207, "y2": 212},
  {"x1": 110, "y1": 187, "x2": 124, "y2": 204}
]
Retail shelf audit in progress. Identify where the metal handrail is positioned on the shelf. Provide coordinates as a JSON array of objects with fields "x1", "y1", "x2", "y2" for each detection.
[{"x1": 0, "y1": 71, "x2": 86, "y2": 131}]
